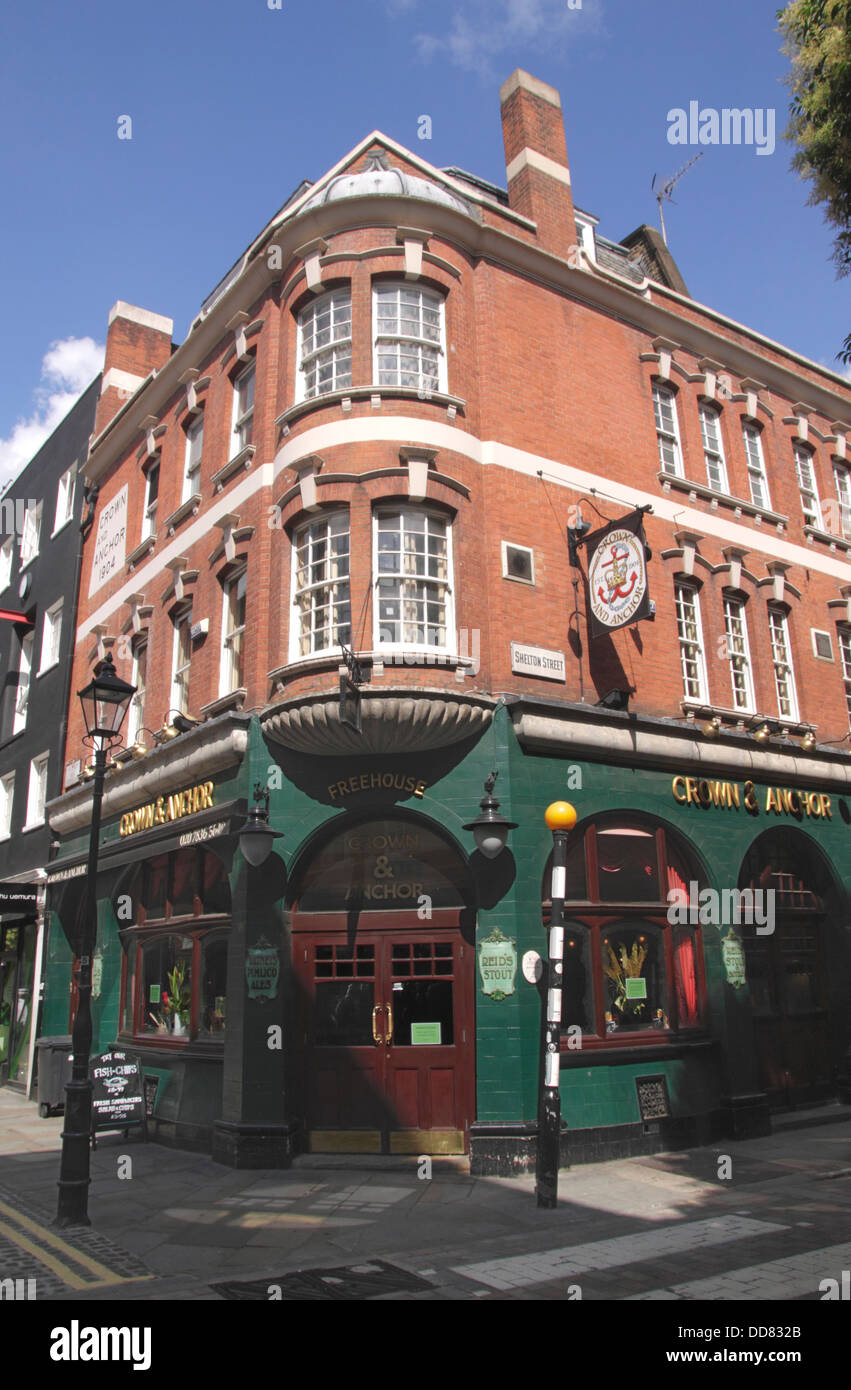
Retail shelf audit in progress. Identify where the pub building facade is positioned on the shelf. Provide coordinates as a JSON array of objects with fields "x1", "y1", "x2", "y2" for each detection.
[{"x1": 41, "y1": 70, "x2": 851, "y2": 1169}]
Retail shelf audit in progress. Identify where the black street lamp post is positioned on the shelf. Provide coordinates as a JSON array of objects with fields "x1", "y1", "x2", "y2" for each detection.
[
  {"x1": 536, "y1": 800, "x2": 577, "y2": 1209},
  {"x1": 55, "y1": 653, "x2": 136, "y2": 1228}
]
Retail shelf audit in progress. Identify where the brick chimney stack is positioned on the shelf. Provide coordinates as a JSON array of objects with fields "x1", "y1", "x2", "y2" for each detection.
[
  {"x1": 499, "y1": 70, "x2": 576, "y2": 262},
  {"x1": 94, "y1": 301, "x2": 173, "y2": 436}
]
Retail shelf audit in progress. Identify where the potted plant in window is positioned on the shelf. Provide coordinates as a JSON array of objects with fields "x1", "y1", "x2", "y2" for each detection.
[{"x1": 164, "y1": 963, "x2": 191, "y2": 1036}]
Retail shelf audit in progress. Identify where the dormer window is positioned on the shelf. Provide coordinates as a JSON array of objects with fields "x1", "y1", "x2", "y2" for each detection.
[
  {"x1": 373, "y1": 284, "x2": 446, "y2": 393},
  {"x1": 297, "y1": 290, "x2": 352, "y2": 400}
]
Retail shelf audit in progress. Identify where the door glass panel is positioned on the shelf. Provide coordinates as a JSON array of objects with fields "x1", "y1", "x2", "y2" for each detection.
[
  {"x1": 780, "y1": 925, "x2": 818, "y2": 1014},
  {"x1": 390, "y1": 940, "x2": 454, "y2": 1044},
  {"x1": 314, "y1": 982, "x2": 375, "y2": 1046},
  {"x1": 393, "y1": 980, "x2": 454, "y2": 1045},
  {"x1": 743, "y1": 937, "x2": 775, "y2": 1015}
]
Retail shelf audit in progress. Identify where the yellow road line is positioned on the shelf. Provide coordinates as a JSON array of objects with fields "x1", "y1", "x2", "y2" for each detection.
[{"x1": 0, "y1": 1200, "x2": 152, "y2": 1288}]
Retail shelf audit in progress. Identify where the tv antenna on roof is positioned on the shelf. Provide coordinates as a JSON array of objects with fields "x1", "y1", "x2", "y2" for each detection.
[{"x1": 651, "y1": 151, "x2": 703, "y2": 247}]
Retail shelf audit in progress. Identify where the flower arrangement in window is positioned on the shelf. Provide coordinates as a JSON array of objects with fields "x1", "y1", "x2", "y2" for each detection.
[
  {"x1": 148, "y1": 963, "x2": 191, "y2": 1036},
  {"x1": 603, "y1": 936, "x2": 647, "y2": 1023}
]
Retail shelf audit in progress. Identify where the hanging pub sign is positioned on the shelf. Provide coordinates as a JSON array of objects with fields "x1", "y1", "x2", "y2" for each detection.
[{"x1": 585, "y1": 509, "x2": 651, "y2": 639}]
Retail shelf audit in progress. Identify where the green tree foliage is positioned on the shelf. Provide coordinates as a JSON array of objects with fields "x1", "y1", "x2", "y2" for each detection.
[{"x1": 778, "y1": 0, "x2": 851, "y2": 361}]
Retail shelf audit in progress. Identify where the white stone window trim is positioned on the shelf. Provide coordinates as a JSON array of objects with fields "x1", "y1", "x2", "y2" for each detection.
[
  {"x1": 142, "y1": 460, "x2": 159, "y2": 543},
  {"x1": 170, "y1": 606, "x2": 193, "y2": 717},
  {"x1": 296, "y1": 288, "x2": 353, "y2": 405},
  {"x1": 768, "y1": 606, "x2": 799, "y2": 723},
  {"x1": 0, "y1": 537, "x2": 13, "y2": 593},
  {"x1": 37, "y1": 599, "x2": 63, "y2": 677},
  {"x1": 811, "y1": 628, "x2": 834, "y2": 662},
  {"x1": 19, "y1": 500, "x2": 42, "y2": 570},
  {"x1": 22, "y1": 751, "x2": 49, "y2": 831},
  {"x1": 126, "y1": 637, "x2": 148, "y2": 747},
  {"x1": 219, "y1": 563, "x2": 248, "y2": 698},
  {"x1": 501, "y1": 540, "x2": 535, "y2": 585},
  {"x1": 722, "y1": 594, "x2": 755, "y2": 714},
  {"x1": 372, "y1": 282, "x2": 448, "y2": 395},
  {"x1": 183, "y1": 412, "x2": 204, "y2": 504},
  {"x1": 288, "y1": 509, "x2": 352, "y2": 665},
  {"x1": 231, "y1": 359, "x2": 256, "y2": 458},
  {"x1": 372, "y1": 505, "x2": 456, "y2": 658},
  {"x1": 699, "y1": 402, "x2": 729, "y2": 494},
  {"x1": 652, "y1": 382, "x2": 683, "y2": 479},
  {"x1": 0, "y1": 772, "x2": 14, "y2": 840},
  {"x1": 794, "y1": 444, "x2": 823, "y2": 530},
  {"x1": 52, "y1": 465, "x2": 77, "y2": 537},
  {"x1": 13, "y1": 632, "x2": 34, "y2": 735},
  {"x1": 674, "y1": 581, "x2": 709, "y2": 704},
  {"x1": 742, "y1": 423, "x2": 772, "y2": 512}
]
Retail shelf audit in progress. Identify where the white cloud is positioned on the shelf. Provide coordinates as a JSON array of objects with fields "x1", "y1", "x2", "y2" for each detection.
[
  {"x1": 0, "y1": 336, "x2": 104, "y2": 492},
  {"x1": 414, "y1": 0, "x2": 603, "y2": 79}
]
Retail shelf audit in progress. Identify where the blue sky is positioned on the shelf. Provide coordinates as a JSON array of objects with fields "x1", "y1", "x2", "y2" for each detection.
[{"x1": 0, "y1": 0, "x2": 847, "y2": 483}]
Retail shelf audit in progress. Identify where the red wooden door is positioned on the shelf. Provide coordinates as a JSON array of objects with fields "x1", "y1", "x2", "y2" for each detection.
[{"x1": 293, "y1": 914, "x2": 473, "y2": 1153}]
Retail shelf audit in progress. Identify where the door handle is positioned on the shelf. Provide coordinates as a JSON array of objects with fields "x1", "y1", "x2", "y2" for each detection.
[
  {"x1": 384, "y1": 1001, "x2": 393, "y2": 1045},
  {"x1": 372, "y1": 1004, "x2": 384, "y2": 1045}
]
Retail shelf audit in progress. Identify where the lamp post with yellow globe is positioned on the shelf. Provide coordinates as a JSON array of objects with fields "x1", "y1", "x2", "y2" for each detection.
[{"x1": 536, "y1": 799, "x2": 577, "y2": 1208}]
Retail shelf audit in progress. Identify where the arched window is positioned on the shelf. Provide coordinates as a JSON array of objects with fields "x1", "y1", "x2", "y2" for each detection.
[{"x1": 542, "y1": 816, "x2": 706, "y2": 1043}]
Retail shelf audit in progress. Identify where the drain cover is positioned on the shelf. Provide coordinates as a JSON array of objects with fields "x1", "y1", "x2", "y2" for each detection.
[{"x1": 211, "y1": 1260, "x2": 436, "y2": 1300}]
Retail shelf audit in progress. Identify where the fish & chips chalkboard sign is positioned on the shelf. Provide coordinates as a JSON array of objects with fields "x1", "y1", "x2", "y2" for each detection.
[{"x1": 90, "y1": 1049, "x2": 145, "y2": 1138}]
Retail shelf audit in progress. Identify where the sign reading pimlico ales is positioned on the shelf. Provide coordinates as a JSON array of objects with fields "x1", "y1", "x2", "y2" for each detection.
[
  {"x1": 585, "y1": 510, "x2": 651, "y2": 638},
  {"x1": 510, "y1": 643, "x2": 566, "y2": 681},
  {"x1": 90, "y1": 1050, "x2": 144, "y2": 1131},
  {"x1": 88, "y1": 485, "x2": 128, "y2": 597}
]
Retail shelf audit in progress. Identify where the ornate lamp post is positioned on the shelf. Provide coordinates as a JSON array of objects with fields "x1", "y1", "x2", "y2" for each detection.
[
  {"x1": 55, "y1": 653, "x2": 136, "y2": 1227},
  {"x1": 536, "y1": 799, "x2": 577, "y2": 1209},
  {"x1": 237, "y1": 783, "x2": 284, "y2": 868}
]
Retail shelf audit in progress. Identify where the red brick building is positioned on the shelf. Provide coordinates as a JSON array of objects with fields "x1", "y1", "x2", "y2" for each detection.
[{"x1": 43, "y1": 70, "x2": 851, "y2": 1168}]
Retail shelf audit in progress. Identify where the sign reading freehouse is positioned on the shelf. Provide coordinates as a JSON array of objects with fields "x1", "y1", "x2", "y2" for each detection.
[{"x1": 88, "y1": 485, "x2": 128, "y2": 596}]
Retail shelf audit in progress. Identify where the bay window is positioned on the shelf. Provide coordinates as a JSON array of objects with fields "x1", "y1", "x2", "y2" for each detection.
[
  {"x1": 291, "y1": 511, "x2": 351, "y2": 659},
  {"x1": 298, "y1": 289, "x2": 352, "y2": 400},
  {"x1": 374, "y1": 508, "x2": 452, "y2": 652},
  {"x1": 373, "y1": 283, "x2": 445, "y2": 393}
]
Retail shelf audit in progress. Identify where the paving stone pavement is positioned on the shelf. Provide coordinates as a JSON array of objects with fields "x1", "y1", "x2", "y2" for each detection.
[{"x1": 0, "y1": 1087, "x2": 850, "y2": 1306}]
